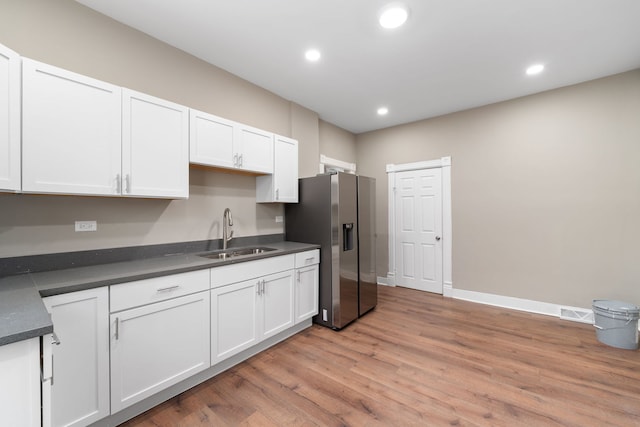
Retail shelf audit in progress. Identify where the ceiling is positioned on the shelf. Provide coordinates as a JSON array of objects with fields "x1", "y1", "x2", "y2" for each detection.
[{"x1": 75, "y1": 0, "x2": 640, "y2": 134}]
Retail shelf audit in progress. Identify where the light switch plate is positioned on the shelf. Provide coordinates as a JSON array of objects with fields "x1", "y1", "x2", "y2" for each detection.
[{"x1": 275, "y1": 215, "x2": 283, "y2": 223}]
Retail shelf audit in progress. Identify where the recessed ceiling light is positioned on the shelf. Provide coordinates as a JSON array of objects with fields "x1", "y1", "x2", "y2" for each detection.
[
  {"x1": 526, "y1": 63, "x2": 545, "y2": 76},
  {"x1": 379, "y1": 4, "x2": 409, "y2": 29},
  {"x1": 305, "y1": 49, "x2": 321, "y2": 62},
  {"x1": 377, "y1": 107, "x2": 389, "y2": 116}
]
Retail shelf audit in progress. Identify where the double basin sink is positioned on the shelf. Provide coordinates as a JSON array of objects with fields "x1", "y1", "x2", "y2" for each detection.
[{"x1": 198, "y1": 246, "x2": 277, "y2": 261}]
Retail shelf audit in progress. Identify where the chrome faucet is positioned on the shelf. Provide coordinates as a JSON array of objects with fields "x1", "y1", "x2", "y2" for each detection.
[{"x1": 222, "y1": 208, "x2": 233, "y2": 250}]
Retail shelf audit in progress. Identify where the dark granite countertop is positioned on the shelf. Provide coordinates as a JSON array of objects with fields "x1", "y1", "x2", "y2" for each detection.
[{"x1": 0, "y1": 241, "x2": 319, "y2": 347}]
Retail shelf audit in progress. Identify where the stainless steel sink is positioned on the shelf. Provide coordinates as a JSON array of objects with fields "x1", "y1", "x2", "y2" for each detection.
[{"x1": 198, "y1": 246, "x2": 277, "y2": 260}]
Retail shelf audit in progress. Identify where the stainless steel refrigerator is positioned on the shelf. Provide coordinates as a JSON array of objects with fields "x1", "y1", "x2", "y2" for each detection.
[{"x1": 285, "y1": 172, "x2": 376, "y2": 329}]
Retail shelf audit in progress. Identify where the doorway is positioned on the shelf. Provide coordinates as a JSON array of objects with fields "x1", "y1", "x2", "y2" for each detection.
[{"x1": 387, "y1": 157, "x2": 452, "y2": 295}]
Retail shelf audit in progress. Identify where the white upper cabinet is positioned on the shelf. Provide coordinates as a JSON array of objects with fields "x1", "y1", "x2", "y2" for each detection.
[
  {"x1": 122, "y1": 89, "x2": 189, "y2": 198},
  {"x1": 256, "y1": 135, "x2": 298, "y2": 203},
  {"x1": 22, "y1": 59, "x2": 188, "y2": 198},
  {"x1": 237, "y1": 124, "x2": 273, "y2": 174},
  {"x1": 190, "y1": 109, "x2": 236, "y2": 169},
  {"x1": 22, "y1": 58, "x2": 122, "y2": 196},
  {"x1": 0, "y1": 43, "x2": 21, "y2": 192},
  {"x1": 189, "y1": 108, "x2": 273, "y2": 174}
]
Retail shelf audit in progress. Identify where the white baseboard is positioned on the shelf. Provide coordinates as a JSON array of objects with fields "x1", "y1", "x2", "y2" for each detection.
[
  {"x1": 377, "y1": 275, "x2": 395, "y2": 287},
  {"x1": 443, "y1": 281, "x2": 453, "y2": 297},
  {"x1": 452, "y1": 288, "x2": 595, "y2": 324}
]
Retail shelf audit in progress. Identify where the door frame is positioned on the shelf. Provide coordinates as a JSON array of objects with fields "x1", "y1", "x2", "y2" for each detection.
[{"x1": 386, "y1": 157, "x2": 453, "y2": 296}]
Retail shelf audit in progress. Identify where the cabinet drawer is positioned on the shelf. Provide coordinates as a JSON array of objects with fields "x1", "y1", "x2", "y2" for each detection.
[
  {"x1": 110, "y1": 269, "x2": 209, "y2": 312},
  {"x1": 210, "y1": 254, "x2": 294, "y2": 289},
  {"x1": 295, "y1": 249, "x2": 320, "y2": 268}
]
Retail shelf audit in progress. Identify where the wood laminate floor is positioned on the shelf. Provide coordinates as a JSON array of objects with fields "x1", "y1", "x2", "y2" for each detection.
[{"x1": 120, "y1": 286, "x2": 640, "y2": 426}]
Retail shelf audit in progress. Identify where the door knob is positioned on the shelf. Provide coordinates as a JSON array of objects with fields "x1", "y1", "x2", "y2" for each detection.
[{"x1": 435, "y1": 236, "x2": 441, "y2": 241}]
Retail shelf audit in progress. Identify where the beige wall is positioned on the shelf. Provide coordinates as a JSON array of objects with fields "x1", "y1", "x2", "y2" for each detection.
[
  {"x1": 319, "y1": 120, "x2": 357, "y2": 166},
  {"x1": 0, "y1": 0, "x2": 319, "y2": 257},
  {"x1": 292, "y1": 103, "x2": 320, "y2": 178},
  {"x1": 356, "y1": 69, "x2": 640, "y2": 308}
]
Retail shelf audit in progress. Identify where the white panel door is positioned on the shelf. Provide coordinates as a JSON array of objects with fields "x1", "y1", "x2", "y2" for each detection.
[
  {"x1": 22, "y1": 58, "x2": 122, "y2": 196},
  {"x1": 122, "y1": 89, "x2": 189, "y2": 198},
  {"x1": 395, "y1": 168, "x2": 443, "y2": 293},
  {"x1": 237, "y1": 124, "x2": 273, "y2": 173},
  {"x1": 110, "y1": 291, "x2": 210, "y2": 413},
  {"x1": 189, "y1": 109, "x2": 236, "y2": 169},
  {"x1": 43, "y1": 288, "x2": 110, "y2": 427},
  {"x1": 0, "y1": 43, "x2": 20, "y2": 192}
]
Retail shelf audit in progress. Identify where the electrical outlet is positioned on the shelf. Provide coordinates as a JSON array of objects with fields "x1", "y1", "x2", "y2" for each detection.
[
  {"x1": 322, "y1": 309, "x2": 328, "y2": 322},
  {"x1": 275, "y1": 215, "x2": 283, "y2": 223},
  {"x1": 75, "y1": 221, "x2": 97, "y2": 232}
]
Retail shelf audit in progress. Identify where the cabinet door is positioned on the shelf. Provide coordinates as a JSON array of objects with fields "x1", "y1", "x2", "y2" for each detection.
[
  {"x1": 42, "y1": 287, "x2": 110, "y2": 427},
  {"x1": 237, "y1": 124, "x2": 273, "y2": 174},
  {"x1": 0, "y1": 43, "x2": 20, "y2": 192},
  {"x1": 295, "y1": 264, "x2": 319, "y2": 324},
  {"x1": 189, "y1": 109, "x2": 236, "y2": 169},
  {"x1": 110, "y1": 291, "x2": 210, "y2": 413},
  {"x1": 211, "y1": 279, "x2": 260, "y2": 365},
  {"x1": 256, "y1": 135, "x2": 298, "y2": 203},
  {"x1": 273, "y1": 136, "x2": 298, "y2": 202},
  {"x1": 0, "y1": 338, "x2": 40, "y2": 427},
  {"x1": 22, "y1": 59, "x2": 122, "y2": 196},
  {"x1": 122, "y1": 89, "x2": 189, "y2": 198},
  {"x1": 261, "y1": 270, "x2": 295, "y2": 339}
]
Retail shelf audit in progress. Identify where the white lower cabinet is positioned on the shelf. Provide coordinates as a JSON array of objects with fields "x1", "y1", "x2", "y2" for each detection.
[
  {"x1": 42, "y1": 287, "x2": 110, "y2": 427},
  {"x1": 33, "y1": 251, "x2": 316, "y2": 426},
  {"x1": 295, "y1": 264, "x2": 319, "y2": 323},
  {"x1": 294, "y1": 249, "x2": 320, "y2": 324},
  {"x1": 210, "y1": 256, "x2": 295, "y2": 365},
  {"x1": 109, "y1": 288, "x2": 210, "y2": 413},
  {"x1": 210, "y1": 279, "x2": 260, "y2": 364},
  {"x1": 211, "y1": 269, "x2": 294, "y2": 365},
  {"x1": 261, "y1": 270, "x2": 295, "y2": 338},
  {"x1": 0, "y1": 338, "x2": 41, "y2": 427}
]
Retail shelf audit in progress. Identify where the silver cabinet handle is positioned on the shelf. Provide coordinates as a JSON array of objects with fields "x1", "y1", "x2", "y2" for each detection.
[
  {"x1": 296, "y1": 270, "x2": 301, "y2": 282},
  {"x1": 238, "y1": 154, "x2": 243, "y2": 167},
  {"x1": 256, "y1": 280, "x2": 262, "y2": 295},
  {"x1": 125, "y1": 174, "x2": 131, "y2": 194},
  {"x1": 114, "y1": 317, "x2": 119, "y2": 340},
  {"x1": 156, "y1": 285, "x2": 180, "y2": 293},
  {"x1": 262, "y1": 279, "x2": 266, "y2": 295},
  {"x1": 50, "y1": 354, "x2": 55, "y2": 386},
  {"x1": 233, "y1": 153, "x2": 238, "y2": 167},
  {"x1": 275, "y1": 188, "x2": 279, "y2": 200},
  {"x1": 116, "y1": 173, "x2": 121, "y2": 194},
  {"x1": 51, "y1": 331, "x2": 61, "y2": 346}
]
